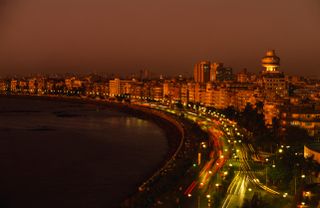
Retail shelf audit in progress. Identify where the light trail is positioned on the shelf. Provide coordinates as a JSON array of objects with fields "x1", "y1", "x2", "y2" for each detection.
[
  {"x1": 238, "y1": 143, "x2": 280, "y2": 195},
  {"x1": 221, "y1": 172, "x2": 249, "y2": 208}
]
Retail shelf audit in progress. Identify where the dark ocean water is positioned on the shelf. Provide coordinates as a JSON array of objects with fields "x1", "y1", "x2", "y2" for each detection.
[{"x1": 0, "y1": 97, "x2": 168, "y2": 208}]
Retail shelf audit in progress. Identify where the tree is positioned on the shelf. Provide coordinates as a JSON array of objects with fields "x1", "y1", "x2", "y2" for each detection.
[
  {"x1": 255, "y1": 101, "x2": 264, "y2": 114},
  {"x1": 223, "y1": 106, "x2": 237, "y2": 120},
  {"x1": 240, "y1": 103, "x2": 266, "y2": 134},
  {"x1": 284, "y1": 126, "x2": 312, "y2": 146}
]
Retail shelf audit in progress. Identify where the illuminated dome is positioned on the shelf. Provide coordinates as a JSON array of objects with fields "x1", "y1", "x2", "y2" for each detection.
[{"x1": 261, "y1": 50, "x2": 280, "y2": 72}]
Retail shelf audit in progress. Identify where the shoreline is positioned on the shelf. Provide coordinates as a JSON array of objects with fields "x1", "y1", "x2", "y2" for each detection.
[{"x1": 0, "y1": 95, "x2": 185, "y2": 206}]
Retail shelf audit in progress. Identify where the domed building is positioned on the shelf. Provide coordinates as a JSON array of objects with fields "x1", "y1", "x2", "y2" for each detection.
[
  {"x1": 261, "y1": 50, "x2": 288, "y2": 97},
  {"x1": 260, "y1": 50, "x2": 287, "y2": 96},
  {"x1": 261, "y1": 50, "x2": 281, "y2": 73},
  {"x1": 259, "y1": 50, "x2": 288, "y2": 126}
]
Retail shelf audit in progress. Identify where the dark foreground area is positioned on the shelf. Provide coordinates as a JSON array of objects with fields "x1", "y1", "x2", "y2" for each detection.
[{"x1": 0, "y1": 97, "x2": 174, "y2": 208}]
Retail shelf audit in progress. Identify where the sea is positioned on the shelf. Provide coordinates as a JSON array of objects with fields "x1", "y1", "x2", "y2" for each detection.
[{"x1": 0, "y1": 96, "x2": 168, "y2": 208}]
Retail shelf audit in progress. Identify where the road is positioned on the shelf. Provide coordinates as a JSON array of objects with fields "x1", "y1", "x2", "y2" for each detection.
[
  {"x1": 221, "y1": 141, "x2": 281, "y2": 208},
  {"x1": 180, "y1": 107, "x2": 283, "y2": 208},
  {"x1": 221, "y1": 171, "x2": 250, "y2": 208},
  {"x1": 135, "y1": 103, "x2": 284, "y2": 208}
]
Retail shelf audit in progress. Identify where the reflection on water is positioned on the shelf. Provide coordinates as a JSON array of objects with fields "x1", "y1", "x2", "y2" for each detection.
[{"x1": 0, "y1": 97, "x2": 168, "y2": 208}]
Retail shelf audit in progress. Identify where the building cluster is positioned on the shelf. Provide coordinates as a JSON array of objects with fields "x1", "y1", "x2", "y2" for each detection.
[{"x1": 1, "y1": 50, "x2": 320, "y2": 140}]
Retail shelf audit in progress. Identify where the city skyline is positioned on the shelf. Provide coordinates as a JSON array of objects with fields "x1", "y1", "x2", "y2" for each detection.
[
  {"x1": 1, "y1": 48, "x2": 320, "y2": 208},
  {"x1": 0, "y1": 0, "x2": 319, "y2": 76},
  {"x1": 0, "y1": 1, "x2": 320, "y2": 207}
]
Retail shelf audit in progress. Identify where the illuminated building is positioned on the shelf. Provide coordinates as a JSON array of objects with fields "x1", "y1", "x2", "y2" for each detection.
[
  {"x1": 280, "y1": 104, "x2": 320, "y2": 138},
  {"x1": 211, "y1": 87, "x2": 230, "y2": 109},
  {"x1": 204, "y1": 82, "x2": 215, "y2": 106},
  {"x1": 151, "y1": 85, "x2": 163, "y2": 101},
  {"x1": 194, "y1": 61, "x2": 233, "y2": 83},
  {"x1": 36, "y1": 78, "x2": 46, "y2": 94},
  {"x1": 258, "y1": 50, "x2": 288, "y2": 125},
  {"x1": 194, "y1": 61, "x2": 211, "y2": 83},
  {"x1": 109, "y1": 78, "x2": 121, "y2": 96},
  {"x1": 231, "y1": 90, "x2": 256, "y2": 111},
  {"x1": 162, "y1": 81, "x2": 181, "y2": 103},
  {"x1": 73, "y1": 80, "x2": 82, "y2": 88},
  {"x1": 91, "y1": 83, "x2": 109, "y2": 96},
  {"x1": 28, "y1": 79, "x2": 36, "y2": 94},
  {"x1": 195, "y1": 83, "x2": 206, "y2": 104},
  {"x1": 211, "y1": 62, "x2": 224, "y2": 82},
  {"x1": 163, "y1": 81, "x2": 170, "y2": 98},
  {"x1": 216, "y1": 66, "x2": 233, "y2": 82},
  {"x1": 46, "y1": 81, "x2": 54, "y2": 91},
  {"x1": 171, "y1": 85, "x2": 181, "y2": 102},
  {"x1": 260, "y1": 50, "x2": 288, "y2": 99},
  {"x1": 0, "y1": 81, "x2": 7, "y2": 93},
  {"x1": 120, "y1": 81, "x2": 132, "y2": 95},
  {"x1": 180, "y1": 84, "x2": 188, "y2": 104},
  {"x1": 65, "y1": 78, "x2": 72, "y2": 90},
  {"x1": 187, "y1": 82, "x2": 196, "y2": 103},
  {"x1": 10, "y1": 80, "x2": 17, "y2": 92},
  {"x1": 130, "y1": 82, "x2": 144, "y2": 99},
  {"x1": 187, "y1": 82, "x2": 206, "y2": 104},
  {"x1": 264, "y1": 102, "x2": 280, "y2": 126},
  {"x1": 292, "y1": 84, "x2": 319, "y2": 102},
  {"x1": 304, "y1": 144, "x2": 320, "y2": 164},
  {"x1": 65, "y1": 77, "x2": 82, "y2": 90},
  {"x1": 19, "y1": 80, "x2": 27, "y2": 93},
  {"x1": 261, "y1": 50, "x2": 280, "y2": 73},
  {"x1": 237, "y1": 68, "x2": 249, "y2": 83}
]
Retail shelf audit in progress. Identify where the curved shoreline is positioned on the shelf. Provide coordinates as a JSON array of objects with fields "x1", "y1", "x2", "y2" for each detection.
[
  {"x1": 119, "y1": 104, "x2": 185, "y2": 190},
  {"x1": 0, "y1": 95, "x2": 185, "y2": 206}
]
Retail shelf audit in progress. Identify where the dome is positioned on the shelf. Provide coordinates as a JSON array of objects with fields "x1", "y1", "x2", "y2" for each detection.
[
  {"x1": 261, "y1": 50, "x2": 280, "y2": 68},
  {"x1": 266, "y1": 50, "x2": 276, "y2": 56}
]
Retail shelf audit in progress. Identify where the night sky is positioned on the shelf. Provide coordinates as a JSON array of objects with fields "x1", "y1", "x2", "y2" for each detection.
[{"x1": 0, "y1": 0, "x2": 319, "y2": 76}]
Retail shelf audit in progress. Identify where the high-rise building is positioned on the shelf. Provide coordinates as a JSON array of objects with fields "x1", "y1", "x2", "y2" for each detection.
[
  {"x1": 216, "y1": 66, "x2": 233, "y2": 81},
  {"x1": 210, "y1": 62, "x2": 224, "y2": 82},
  {"x1": 194, "y1": 61, "x2": 211, "y2": 83}
]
